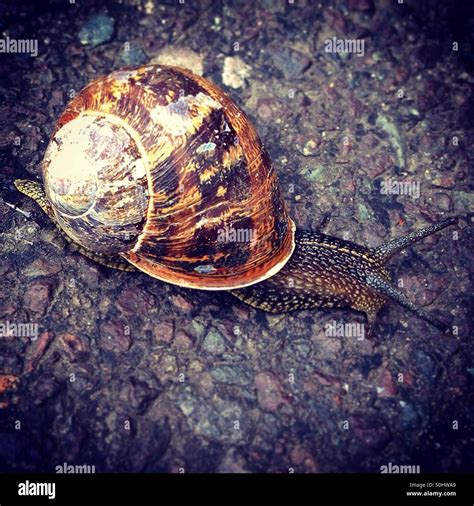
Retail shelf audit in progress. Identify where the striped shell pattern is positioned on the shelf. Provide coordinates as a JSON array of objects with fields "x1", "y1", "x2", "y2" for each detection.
[{"x1": 42, "y1": 65, "x2": 295, "y2": 289}]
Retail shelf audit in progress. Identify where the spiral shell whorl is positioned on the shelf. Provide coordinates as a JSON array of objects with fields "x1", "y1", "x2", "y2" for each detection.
[{"x1": 43, "y1": 114, "x2": 149, "y2": 253}]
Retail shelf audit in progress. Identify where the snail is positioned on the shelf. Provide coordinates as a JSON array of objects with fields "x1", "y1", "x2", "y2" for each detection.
[{"x1": 14, "y1": 65, "x2": 457, "y2": 331}]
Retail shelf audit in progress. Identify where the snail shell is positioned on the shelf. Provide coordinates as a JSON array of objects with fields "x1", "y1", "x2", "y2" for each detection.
[{"x1": 42, "y1": 65, "x2": 295, "y2": 289}]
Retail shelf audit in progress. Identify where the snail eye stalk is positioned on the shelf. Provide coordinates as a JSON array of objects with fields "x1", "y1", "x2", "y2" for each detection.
[
  {"x1": 365, "y1": 272, "x2": 449, "y2": 332},
  {"x1": 374, "y1": 217, "x2": 458, "y2": 263},
  {"x1": 14, "y1": 179, "x2": 55, "y2": 220},
  {"x1": 366, "y1": 216, "x2": 459, "y2": 333}
]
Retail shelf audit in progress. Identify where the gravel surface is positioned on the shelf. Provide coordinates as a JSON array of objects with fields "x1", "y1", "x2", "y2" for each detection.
[{"x1": 0, "y1": 0, "x2": 473, "y2": 473}]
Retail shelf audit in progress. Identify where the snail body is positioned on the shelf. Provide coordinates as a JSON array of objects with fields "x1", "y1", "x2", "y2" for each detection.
[{"x1": 15, "y1": 65, "x2": 457, "y2": 330}]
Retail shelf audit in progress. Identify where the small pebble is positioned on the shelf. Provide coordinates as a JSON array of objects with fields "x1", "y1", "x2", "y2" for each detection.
[
  {"x1": 117, "y1": 286, "x2": 155, "y2": 316},
  {"x1": 202, "y1": 329, "x2": 227, "y2": 355},
  {"x1": 153, "y1": 321, "x2": 174, "y2": 343},
  {"x1": 255, "y1": 372, "x2": 286, "y2": 412},
  {"x1": 59, "y1": 333, "x2": 89, "y2": 362},
  {"x1": 24, "y1": 332, "x2": 55, "y2": 374},
  {"x1": 257, "y1": 99, "x2": 273, "y2": 121},
  {"x1": 150, "y1": 46, "x2": 204, "y2": 75},
  {"x1": 222, "y1": 56, "x2": 251, "y2": 89},
  {"x1": 350, "y1": 416, "x2": 392, "y2": 451},
  {"x1": 169, "y1": 294, "x2": 194, "y2": 314},
  {"x1": 174, "y1": 330, "x2": 193, "y2": 350},
  {"x1": 120, "y1": 45, "x2": 148, "y2": 66},
  {"x1": 191, "y1": 319, "x2": 206, "y2": 338},
  {"x1": 23, "y1": 280, "x2": 54, "y2": 317},
  {"x1": 23, "y1": 258, "x2": 61, "y2": 277},
  {"x1": 99, "y1": 320, "x2": 132, "y2": 353},
  {"x1": 210, "y1": 365, "x2": 252, "y2": 386},
  {"x1": 78, "y1": 13, "x2": 115, "y2": 47},
  {"x1": 0, "y1": 374, "x2": 19, "y2": 396},
  {"x1": 432, "y1": 192, "x2": 453, "y2": 211},
  {"x1": 270, "y1": 47, "x2": 312, "y2": 79},
  {"x1": 376, "y1": 368, "x2": 398, "y2": 398},
  {"x1": 302, "y1": 139, "x2": 318, "y2": 156}
]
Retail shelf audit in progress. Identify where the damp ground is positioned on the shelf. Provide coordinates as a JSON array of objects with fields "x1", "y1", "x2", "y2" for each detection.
[{"x1": 0, "y1": 0, "x2": 473, "y2": 473}]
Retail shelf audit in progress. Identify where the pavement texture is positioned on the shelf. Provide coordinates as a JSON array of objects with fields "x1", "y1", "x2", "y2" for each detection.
[{"x1": 0, "y1": 0, "x2": 473, "y2": 473}]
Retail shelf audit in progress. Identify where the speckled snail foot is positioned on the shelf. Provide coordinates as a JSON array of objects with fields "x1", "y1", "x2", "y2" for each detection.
[{"x1": 14, "y1": 65, "x2": 459, "y2": 333}]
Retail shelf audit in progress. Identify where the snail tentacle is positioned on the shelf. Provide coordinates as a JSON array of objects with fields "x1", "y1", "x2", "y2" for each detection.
[
  {"x1": 14, "y1": 178, "x2": 136, "y2": 272},
  {"x1": 14, "y1": 179, "x2": 55, "y2": 220},
  {"x1": 374, "y1": 217, "x2": 458, "y2": 263},
  {"x1": 364, "y1": 271, "x2": 449, "y2": 332}
]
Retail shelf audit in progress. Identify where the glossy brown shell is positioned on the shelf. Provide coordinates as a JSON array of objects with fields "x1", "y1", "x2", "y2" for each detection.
[{"x1": 43, "y1": 65, "x2": 295, "y2": 290}]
